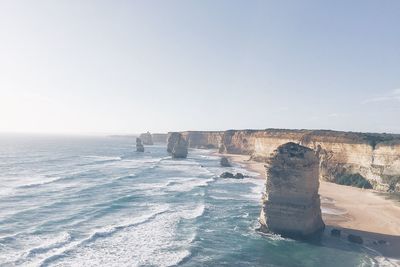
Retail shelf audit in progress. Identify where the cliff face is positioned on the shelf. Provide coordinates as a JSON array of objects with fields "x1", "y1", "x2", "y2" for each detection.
[
  {"x1": 152, "y1": 133, "x2": 168, "y2": 143},
  {"x1": 259, "y1": 143, "x2": 324, "y2": 238},
  {"x1": 180, "y1": 131, "x2": 224, "y2": 149},
  {"x1": 139, "y1": 132, "x2": 153, "y2": 145},
  {"x1": 179, "y1": 129, "x2": 400, "y2": 191}
]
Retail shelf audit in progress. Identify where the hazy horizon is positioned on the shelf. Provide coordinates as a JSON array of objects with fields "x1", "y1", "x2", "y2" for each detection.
[{"x1": 1, "y1": 0, "x2": 399, "y2": 135}]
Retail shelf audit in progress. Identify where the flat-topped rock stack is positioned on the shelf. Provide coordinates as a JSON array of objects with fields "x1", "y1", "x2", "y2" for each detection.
[
  {"x1": 259, "y1": 142, "x2": 325, "y2": 239},
  {"x1": 167, "y1": 132, "x2": 188, "y2": 158},
  {"x1": 136, "y1": 138, "x2": 144, "y2": 152}
]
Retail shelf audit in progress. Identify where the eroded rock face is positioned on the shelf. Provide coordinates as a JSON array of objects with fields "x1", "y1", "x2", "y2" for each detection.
[
  {"x1": 172, "y1": 138, "x2": 188, "y2": 159},
  {"x1": 139, "y1": 132, "x2": 153, "y2": 145},
  {"x1": 167, "y1": 133, "x2": 188, "y2": 158},
  {"x1": 259, "y1": 142, "x2": 325, "y2": 239},
  {"x1": 174, "y1": 130, "x2": 400, "y2": 191},
  {"x1": 136, "y1": 138, "x2": 144, "y2": 152},
  {"x1": 167, "y1": 132, "x2": 180, "y2": 153}
]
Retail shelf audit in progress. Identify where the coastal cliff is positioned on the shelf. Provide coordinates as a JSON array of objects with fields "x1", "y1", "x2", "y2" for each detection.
[
  {"x1": 179, "y1": 129, "x2": 400, "y2": 191},
  {"x1": 180, "y1": 131, "x2": 223, "y2": 149},
  {"x1": 152, "y1": 133, "x2": 168, "y2": 143},
  {"x1": 139, "y1": 132, "x2": 153, "y2": 145}
]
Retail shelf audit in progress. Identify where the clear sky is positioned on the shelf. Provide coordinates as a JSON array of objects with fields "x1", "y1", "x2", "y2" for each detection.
[{"x1": 1, "y1": 0, "x2": 399, "y2": 134}]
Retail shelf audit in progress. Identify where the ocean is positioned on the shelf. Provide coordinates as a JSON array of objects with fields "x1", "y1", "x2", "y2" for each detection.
[{"x1": 0, "y1": 135, "x2": 389, "y2": 266}]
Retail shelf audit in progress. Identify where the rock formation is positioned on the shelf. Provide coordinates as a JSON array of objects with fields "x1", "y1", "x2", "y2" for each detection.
[
  {"x1": 220, "y1": 157, "x2": 231, "y2": 167},
  {"x1": 139, "y1": 132, "x2": 153, "y2": 145},
  {"x1": 348, "y1": 234, "x2": 363, "y2": 244},
  {"x1": 152, "y1": 133, "x2": 168, "y2": 143},
  {"x1": 167, "y1": 132, "x2": 180, "y2": 153},
  {"x1": 331, "y1": 229, "x2": 341, "y2": 237},
  {"x1": 220, "y1": 172, "x2": 245, "y2": 179},
  {"x1": 167, "y1": 132, "x2": 188, "y2": 158},
  {"x1": 172, "y1": 138, "x2": 188, "y2": 158},
  {"x1": 177, "y1": 129, "x2": 400, "y2": 192},
  {"x1": 136, "y1": 138, "x2": 144, "y2": 152},
  {"x1": 259, "y1": 142, "x2": 325, "y2": 239}
]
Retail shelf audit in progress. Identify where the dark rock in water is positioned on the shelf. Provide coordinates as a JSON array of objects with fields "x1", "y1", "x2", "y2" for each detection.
[
  {"x1": 259, "y1": 142, "x2": 325, "y2": 239},
  {"x1": 136, "y1": 138, "x2": 144, "y2": 152},
  {"x1": 139, "y1": 132, "x2": 153, "y2": 145},
  {"x1": 220, "y1": 157, "x2": 231, "y2": 167},
  {"x1": 219, "y1": 172, "x2": 244, "y2": 179},
  {"x1": 347, "y1": 234, "x2": 363, "y2": 244},
  {"x1": 234, "y1": 173, "x2": 244, "y2": 179},
  {"x1": 168, "y1": 133, "x2": 188, "y2": 158},
  {"x1": 378, "y1": 240, "x2": 387, "y2": 245},
  {"x1": 331, "y1": 229, "x2": 341, "y2": 237},
  {"x1": 220, "y1": 172, "x2": 235, "y2": 178}
]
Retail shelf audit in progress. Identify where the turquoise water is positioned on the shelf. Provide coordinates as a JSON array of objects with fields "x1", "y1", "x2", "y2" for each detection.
[{"x1": 0, "y1": 135, "x2": 384, "y2": 266}]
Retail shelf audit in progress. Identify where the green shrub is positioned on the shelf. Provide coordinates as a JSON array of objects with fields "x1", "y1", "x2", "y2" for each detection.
[
  {"x1": 381, "y1": 175, "x2": 400, "y2": 192},
  {"x1": 335, "y1": 173, "x2": 373, "y2": 189}
]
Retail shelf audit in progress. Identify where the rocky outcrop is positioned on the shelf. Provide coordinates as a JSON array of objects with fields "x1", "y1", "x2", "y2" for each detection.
[
  {"x1": 259, "y1": 142, "x2": 325, "y2": 238},
  {"x1": 136, "y1": 138, "x2": 144, "y2": 152},
  {"x1": 178, "y1": 129, "x2": 400, "y2": 192},
  {"x1": 167, "y1": 132, "x2": 180, "y2": 153},
  {"x1": 220, "y1": 157, "x2": 231, "y2": 167},
  {"x1": 139, "y1": 132, "x2": 153, "y2": 145},
  {"x1": 219, "y1": 172, "x2": 245, "y2": 179},
  {"x1": 348, "y1": 234, "x2": 363, "y2": 244},
  {"x1": 331, "y1": 229, "x2": 341, "y2": 237},
  {"x1": 172, "y1": 138, "x2": 188, "y2": 159},
  {"x1": 167, "y1": 132, "x2": 188, "y2": 158}
]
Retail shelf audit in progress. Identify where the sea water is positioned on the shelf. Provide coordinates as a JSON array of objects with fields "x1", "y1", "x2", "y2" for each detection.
[{"x1": 0, "y1": 135, "x2": 390, "y2": 266}]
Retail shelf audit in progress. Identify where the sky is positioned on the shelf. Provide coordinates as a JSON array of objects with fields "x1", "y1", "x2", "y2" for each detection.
[{"x1": 0, "y1": 0, "x2": 399, "y2": 135}]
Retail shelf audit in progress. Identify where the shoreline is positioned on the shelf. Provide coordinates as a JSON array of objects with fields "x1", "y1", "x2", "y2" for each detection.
[{"x1": 216, "y1": 152, "x2": 400, "y2": 260}]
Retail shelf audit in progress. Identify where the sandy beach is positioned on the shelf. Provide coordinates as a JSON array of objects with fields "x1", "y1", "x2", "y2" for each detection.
[{"x1": 219, "y1": 153, "x2": 400, "y2": 260}]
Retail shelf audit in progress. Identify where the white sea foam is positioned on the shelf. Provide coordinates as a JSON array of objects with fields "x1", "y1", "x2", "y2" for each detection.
[
  {"x1": 82, "y1": 156, "x2": 122, "y2": 162},
  {"x1": 374, "y1": 256, "x2": 400, "y2": 267},
  {"x1": 165, "y1": 178, "x2": 214, "y2": 192},
  {"x1": 1, "y1": 232, "x2": 72, "y2": 266},
  {"x1": 179, "y1": 204, "x2": 206, "y2": 220},
  {"x1": 41, "y1": 204, "x2": 202, "y2": 267},
  {"x1": 321, "y1": 207, "x2": 347, "y2": 216},
  {"x1": 16, "y1": 176, "x2": 64, "y2": 189},
  {"x1": 14, "y1": 205, "x2": 172, "y2": 267}
]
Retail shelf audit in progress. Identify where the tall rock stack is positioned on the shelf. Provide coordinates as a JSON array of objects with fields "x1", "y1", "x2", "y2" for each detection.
[
  {"x1": 136, "y1": 138, "x2": 144, "y2": 152},
  {"x1": 167, "y1": 132, "x2": 188, "y2": 158},
  {"x1": 139, "y1": 132, "x2": 154, "y2": 145},
  {"x1": 259, "y1": 142, "x2": 325, "y2": 239},
  {"x1": 167, "y1": 132, "x2": 180, "y2": 153}
]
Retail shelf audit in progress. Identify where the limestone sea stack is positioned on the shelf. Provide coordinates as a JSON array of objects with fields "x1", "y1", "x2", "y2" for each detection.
[
  {"x1": 167, "y1": 132, "x2": 180, "y2": 153},
  {"x1": 167, "y1": 132, "x2": 188, "y2": 158},
  {"x1": 136, "y1": 138, "x2": 144, "y2": 152},
  {"x1": 259, "y1": 142, "x2": 325, "y2": 239},
  {"x1": 139, "y1": 132, "x2": 154, "y2": 145}
]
